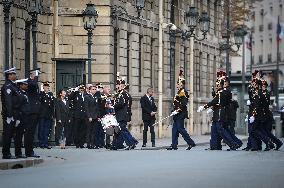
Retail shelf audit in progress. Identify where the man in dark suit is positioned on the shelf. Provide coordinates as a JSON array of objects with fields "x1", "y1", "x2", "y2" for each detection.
[
  {"x1": 140, "y1": 88, "x2": 157, "y2": 147},
  {"x1": 55, "y1": 89, "x2": 70, "y2": 148},
  {"x1": 85, "y1": 85, "x2": 101, "y2": 149}
]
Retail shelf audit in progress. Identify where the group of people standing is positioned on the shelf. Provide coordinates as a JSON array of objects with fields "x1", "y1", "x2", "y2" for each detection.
[
  {"x1": 1, "y1": 67, "x2": 53, "y2": 159},
  {"x1": 1, "y1": 66, "x2": 283, "y2": 159},
  {"x1": 57, "y1": 75, "x2": 139, "y2": 150}
]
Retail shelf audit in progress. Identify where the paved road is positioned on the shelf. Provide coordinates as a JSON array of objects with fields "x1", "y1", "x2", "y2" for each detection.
[{"x1": 1, "y1": 143, "x2": 284, "y2": 188}]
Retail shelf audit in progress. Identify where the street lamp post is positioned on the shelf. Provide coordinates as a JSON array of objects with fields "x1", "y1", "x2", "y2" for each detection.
[
  {"x1": 169, "y1": 6, "x2": 210, "y2": 134},
  {"x1": 2, "y1": 0, "x2": 14, "y2": 70},
  {"x1": 82, "y1": 2, "x2": 98, "y2": 84},
  {"x1": 27, "y1": 0, "x2": 43, "y2": 70}
]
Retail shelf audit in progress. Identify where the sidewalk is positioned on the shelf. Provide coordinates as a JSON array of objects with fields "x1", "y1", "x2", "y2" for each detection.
[
  {"x1": 138, "y1": 134, "x2": 248, "y2": 150},
  {"x1": 0, "y1": 134, "x2": 248, "y2": 170}
]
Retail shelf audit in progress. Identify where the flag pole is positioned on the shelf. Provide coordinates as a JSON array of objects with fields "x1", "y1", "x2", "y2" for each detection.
[{"x1": 276, "y1": 15, "x2": 280, "y2": 111}]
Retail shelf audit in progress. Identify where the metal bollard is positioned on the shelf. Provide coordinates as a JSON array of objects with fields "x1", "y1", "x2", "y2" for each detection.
[{"x1": 275, "y1": 117, "x2": 282, "y2": 138}]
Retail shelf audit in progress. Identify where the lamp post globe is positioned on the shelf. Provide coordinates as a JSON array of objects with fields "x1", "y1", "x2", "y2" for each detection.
[
  {"x1": 199, "y1": 12, "x2": 210, "y2": 33},
  {"x1": 186, "y1": 6, "x2": 199, "y2": 30},
  {"x1": 82, "y1": 2, "x2": 98, "y2": 31}
]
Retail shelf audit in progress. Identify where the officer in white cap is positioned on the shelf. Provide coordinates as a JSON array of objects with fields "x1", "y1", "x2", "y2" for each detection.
[{"x1": 1, "y1": 67, "x2": 19, "y2": 159}]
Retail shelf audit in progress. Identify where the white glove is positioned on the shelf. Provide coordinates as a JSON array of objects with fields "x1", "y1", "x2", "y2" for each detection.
[
  {"x1": 15, "y1": 120, "x2": 21, "y2": 127},
  {"x1": 249, "y1": 116, "x2": 255, "y2": 124},
  {"x1": 6, "y1": 117, "x2": 14, "y2": 124},
  {"x1": 171, "y1": 110, "x2": 179, "y2": 116},
  {"x1": 206, "y1": 108, "x2": 213, "y2": 116},
  {"x1": 245, "y1": 115, "x2": 248, "y2": 122},
  {"x1": 197, "y1": 106, "x2": 205, "y2": 112},
  {"x1": 246, "y1": 100, "x2": 251, "y2": 106}
]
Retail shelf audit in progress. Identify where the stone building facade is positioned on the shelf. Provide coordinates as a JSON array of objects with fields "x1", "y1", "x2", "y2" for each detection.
[
  {"x1": 0, "y1": 0, "x2": 224, "y2": 141},
  {"x1": 251, "y1": 0, "x2": 284, "y2": 90}
]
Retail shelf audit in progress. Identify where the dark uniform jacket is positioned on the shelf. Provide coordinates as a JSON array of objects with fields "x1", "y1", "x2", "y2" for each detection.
[
  {"x1": 173, "y1": 88, "x2": 189, "y2": 120},
  {"x1": 68, "y1": 91, "x2": 87, "y2": 119},
  {"x1": 84, "y1": 93, "x2": 100, "y2": 120},
  {"x1": 140, "y1": 94, "x2": 157, "y2": 122},
  {"x1": 1, "y1": 80, "x2": 20, "y2": 118},
  {"x1": 124, "y1": 91, "x2": 132, "y2": 122},
  {"x1": 27, "y1": 77, "x2": 41, "y2": 114},
  {"x1": 114, "y1": 90, "x2": 129, "y2": 122},
  {"x1": 39, "y1": 91, "x2": 55, "y2": 118},
  {"x1": 258, "y1": 89, "x2": 273, "y2": 123},
  {"x1": 205, "y1": 89, "x2": 231, "y2": 122},
  {"x1": 18, "y1": 89, "x2": 31, "y2": 117},
  {"x1": 55, "y1": 98, "x2": 70, "y2": 124},
  {"x1": 227, "y1": 100, "x2": 239, "y2": 122}
]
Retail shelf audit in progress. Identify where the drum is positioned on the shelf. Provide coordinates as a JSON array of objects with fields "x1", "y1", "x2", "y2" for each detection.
[{"x1": 101, "y1": 114, "x2": 120, "y2": 136}]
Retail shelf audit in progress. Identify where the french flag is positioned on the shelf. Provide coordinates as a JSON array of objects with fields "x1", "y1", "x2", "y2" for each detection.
[{"x1": 277, "y1": 21, "x2": 283, "y2": 42}]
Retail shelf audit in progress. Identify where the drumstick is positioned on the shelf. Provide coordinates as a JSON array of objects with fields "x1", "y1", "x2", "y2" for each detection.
[{"x1": 151, "y1": 114, "x2": 174, "y2": 126}]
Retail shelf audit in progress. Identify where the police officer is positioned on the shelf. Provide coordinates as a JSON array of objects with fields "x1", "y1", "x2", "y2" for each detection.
[
  {"x1": 38, "y1": 82, "x2": 54, "y2": 149},
  {"x1": 25, "y1": 69, "x2": 41, "y2": 157},
  {"x1": 167, "y1": 71, "x2": 196, "y2": 150},
  {"x1": 68, "y1": 84, "x2": 87, "y2": 148},
  {"x1": 16, "y1": 78, "x2": 30, "y2": 158},
  {"x1": 1, "y1": 68, "x2": 19, "y2": 159}
]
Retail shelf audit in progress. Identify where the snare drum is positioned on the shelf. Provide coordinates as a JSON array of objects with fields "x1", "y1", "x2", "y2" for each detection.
[{"x1": 101, "y1": 114, "x2": 120, "y2": 135}]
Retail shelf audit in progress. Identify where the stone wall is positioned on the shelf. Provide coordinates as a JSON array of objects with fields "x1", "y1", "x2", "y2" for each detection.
[{"x1": 0, "y1": 0, "x2": 224, "y2": 141}]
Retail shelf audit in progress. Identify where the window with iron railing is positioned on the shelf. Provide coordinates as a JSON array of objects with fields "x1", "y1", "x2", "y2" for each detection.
[
  {"x1": 268, "y1": 54, "x2": 272, "y2": 63},
  {"x1": 259, "y1": 25, "x2": 264, "y2": 32},
  {"x1": 259, "y1": 55, "x2": 263, "y2": 64},
  {"x1": 268, "y1": 22, "x2": 273, "y2": 30}
]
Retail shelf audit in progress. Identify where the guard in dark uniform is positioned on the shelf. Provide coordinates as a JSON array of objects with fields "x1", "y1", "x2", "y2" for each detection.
[
  {"x1": 167, "y1": 71, "x2": 196, "y2": 150},
  {"x1": 1, "y1": 68, "x2": 19, "y2": 159},
  {"x1": 25, "y1": 69, "x2": 41, "y2": 157},
  {"x1": 197, "y1": 73, "x2": 242, "y2": 150},
  {"x1": 85, "y1": 85, "x2": 100, "y2": 149},
  {"x1": 247, "y1": 76, "x2": 275, "y2": 151},
  {"x1": 112, "y1": 76, "x2": 138, "y2": 150},
  {"x1": 243, "y1": 71, "x2": 262, "y2": 151},
  {"x1": 68, "y1": 84, "x2": 87, "y2": 148},
  {"x1": 260, "y1": 79, "x2": 282, "y2": 150},
  {"x1": 38, "y1": 82, "x2": 54, "y2": 149}
]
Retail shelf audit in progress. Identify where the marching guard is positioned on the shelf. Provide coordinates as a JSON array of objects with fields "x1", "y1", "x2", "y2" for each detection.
[
  {"x1": 197, "y1": 71, "x2": 242, "y2": 150},
  {"x1": 167, "y1": 71, "x2": 196, "y2": 150},
  {"x1": 112, "y1": 75, "x2": 138, "y2": 150}
]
